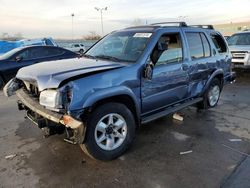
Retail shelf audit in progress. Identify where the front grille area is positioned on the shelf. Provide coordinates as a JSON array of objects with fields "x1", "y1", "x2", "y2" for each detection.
[
  {"x1": 231, "y1": 51, "x2": 247, "y2": 59},
  {"x1": 29, "y1": 84, "x2": 40, "y2": 97},
  {"x1": 23, "y1": 81, "x2": 40, "y2": 98}
]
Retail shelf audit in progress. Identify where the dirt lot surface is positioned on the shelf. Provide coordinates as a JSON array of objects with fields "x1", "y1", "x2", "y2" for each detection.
[{"x1": 0, "y1": 72, "x2": 250, "y2": 188}]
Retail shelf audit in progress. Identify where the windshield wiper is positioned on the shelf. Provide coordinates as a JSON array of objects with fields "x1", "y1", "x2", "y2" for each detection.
[
  {"x1": 80, "y1": 54, "x2": 96, "y2": 59},
  {"x1": 94, "y1": 55, "x2": 121, "y2": 62}
]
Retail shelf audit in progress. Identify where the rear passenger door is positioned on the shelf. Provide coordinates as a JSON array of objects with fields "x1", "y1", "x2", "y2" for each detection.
[{"x1": 183, "y1": 31, "x2": 213, "y2": 97}]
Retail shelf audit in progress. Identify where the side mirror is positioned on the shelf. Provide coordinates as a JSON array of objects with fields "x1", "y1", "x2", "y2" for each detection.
[
  {"x1": 143, "y1": 63, "x2": 154, "y2": 80},
  {"x1": 15, "y1": 56, "x2": 23, "y2": 62}
]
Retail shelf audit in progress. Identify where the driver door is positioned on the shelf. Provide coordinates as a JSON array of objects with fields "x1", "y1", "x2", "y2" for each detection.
[{"x1": 141, "y1": 32, "x2": 189, "y2": 115}]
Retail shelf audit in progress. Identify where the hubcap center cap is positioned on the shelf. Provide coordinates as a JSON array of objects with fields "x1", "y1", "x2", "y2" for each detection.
[{"x1": 106, "y1": 126, "x2": 113, "y2": 135}]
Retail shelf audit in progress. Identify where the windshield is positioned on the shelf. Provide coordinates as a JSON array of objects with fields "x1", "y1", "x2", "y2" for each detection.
[
  {"x1": 0, "y1": 47, "x2": 22, "y2": 60},
  {"x1": 228, "y1": 33, "x2": 250, "y2": 46},
  {"x1": 85, "y1": 31, "x2": 152, "y2": 62}
]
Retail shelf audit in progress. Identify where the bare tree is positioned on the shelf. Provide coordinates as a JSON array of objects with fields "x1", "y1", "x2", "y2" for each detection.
[{"x1": 83, "y1": 31, "x2": 101, "y2": 40}]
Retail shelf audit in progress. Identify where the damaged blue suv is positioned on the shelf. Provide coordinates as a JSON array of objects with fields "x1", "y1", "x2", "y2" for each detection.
[{"x1": 4, "y1": 22, "x2": 236, "y2": 160}]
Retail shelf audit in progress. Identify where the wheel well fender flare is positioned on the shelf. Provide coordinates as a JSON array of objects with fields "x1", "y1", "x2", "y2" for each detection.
[
  {"x1": 82, "y1": 86, "x2": 141, "y2": 123},
  {"x1": 202, "y1": 69, "x2": 224, "y2": 95}
]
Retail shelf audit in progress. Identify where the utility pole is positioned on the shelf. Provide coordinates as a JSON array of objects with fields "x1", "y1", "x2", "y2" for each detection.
[
  {"x1": 71, "y1": 13, "x2": 75, "y2": 42},
  {"x1": 94, "y1": 7, "x2": 108, "y2": 36}
]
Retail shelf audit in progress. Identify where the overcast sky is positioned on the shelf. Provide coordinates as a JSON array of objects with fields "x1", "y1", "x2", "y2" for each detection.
[{"x1": 0, "y1": 0, "x2": 250, "y2": 39}]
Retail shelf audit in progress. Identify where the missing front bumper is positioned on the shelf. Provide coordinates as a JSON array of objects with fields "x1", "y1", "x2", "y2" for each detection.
[{"x1": 16, "y1": 89, "x2": 86, "y2": 143}]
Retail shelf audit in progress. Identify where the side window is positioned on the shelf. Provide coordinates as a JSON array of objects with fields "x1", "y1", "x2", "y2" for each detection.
[
  {"x1": 17, "y1": 48, "x2": 44, "y2": 60},
  {"x1": 186, "y1": 33, "x2": 203, "y2": 59},
  {"x1": 29, "y1": 48, "x2": 46, "y2": 59},
  {"x1": 210, "y1": 33, "x2": 227, "y2": 53},
  {"x1": 200, "y1": 33, "x2": 211, "y2": 57},
  {"x1": 74, "y1": 44, "x2": 80, "y2": 47},
  {"x1": 153, "y1": 33, "x2": 183, "y2": 66},
  {"x1": 45, "y1": 48, "x2": 64, "y2": 57},
  {"x1": 17, "y1": 49, "x2": 31, "y2": 60}
]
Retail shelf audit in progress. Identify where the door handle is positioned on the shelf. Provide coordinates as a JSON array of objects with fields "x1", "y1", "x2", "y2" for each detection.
[{"x1": 182, "y1": 64, "x2": 189, "y2": 71}]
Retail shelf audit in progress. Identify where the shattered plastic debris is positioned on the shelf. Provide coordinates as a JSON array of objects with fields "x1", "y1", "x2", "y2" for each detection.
[
  {"x1": 173, "y1": 113, "x2": 184, "y2": 121},
  {"x1": 5, "y1": 154, "x2": 17, "y2": 160},
  {"x1": 229, "y1": 139, "x2": 242, "y2": 142},
  {"x1": 180, "y1": 150, "x2": 193, "y2": 155},
  {"x1": 119, "y1": 156, "x2": 125, "y2": 161}
]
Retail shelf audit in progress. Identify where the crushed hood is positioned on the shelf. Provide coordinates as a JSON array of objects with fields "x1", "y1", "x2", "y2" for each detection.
[{"x1": 16, "y1": 57, "x2": 125, "y2": 91}]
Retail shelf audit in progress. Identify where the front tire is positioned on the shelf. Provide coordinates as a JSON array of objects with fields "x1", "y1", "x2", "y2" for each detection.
[{"x1": 80, "y1": 103, "x2": 136, "y2": 160}]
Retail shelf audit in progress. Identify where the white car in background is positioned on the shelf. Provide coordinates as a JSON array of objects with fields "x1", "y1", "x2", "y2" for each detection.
[
  {"x1": 66, "y1": 43, "x2": 86, "y2": 54},
  {"x1": 228, "y1": 31, "x2": 250, "y2": 68}
]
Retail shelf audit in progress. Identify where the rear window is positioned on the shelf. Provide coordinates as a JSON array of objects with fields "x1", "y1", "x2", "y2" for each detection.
[{"x1": 210, "y1": 33, "x2": 227, "y2": 53}]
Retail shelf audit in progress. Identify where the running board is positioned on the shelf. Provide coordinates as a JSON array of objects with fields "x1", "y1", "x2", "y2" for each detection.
[{"x1": 141, "y1": 98, "x2": 203, "y2": 124}]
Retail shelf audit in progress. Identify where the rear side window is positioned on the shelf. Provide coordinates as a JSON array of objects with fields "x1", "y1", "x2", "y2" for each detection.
[
  {"x1": 200, "y1": 33, "x2": 211, "y2": 57},
  {"x1": 186, "y1": 33, "x2": 203, "y2": 59},
  {"x1": 18, "y1": 48, "x2": 45, "y2": 60},
  {"x1": 210, "y1": 33, "x2": 227, "y2": 53},
  {"x1": 45, "y1": 48, "x2": 65, "y2": 57}
]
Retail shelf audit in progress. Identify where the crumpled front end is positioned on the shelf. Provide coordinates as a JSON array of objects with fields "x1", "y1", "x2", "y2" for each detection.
[{"x1": 4, "y1": 78, "x2": 86, "y2": 144}]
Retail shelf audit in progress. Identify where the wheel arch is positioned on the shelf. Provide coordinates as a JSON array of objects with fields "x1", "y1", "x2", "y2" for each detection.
[
  {"x1": 202, "y1": 69, "x2": 224, "y2": 95},
  {"x1": 91, "y1": 95, "x2": 140, "y2": 126},
  {"x1": 81, "y1": 87, "x2": 141, "y2": 126}
]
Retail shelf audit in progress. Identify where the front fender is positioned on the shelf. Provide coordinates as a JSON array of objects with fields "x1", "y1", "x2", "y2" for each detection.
[
  {"x1": 201, "y1": 69, "x2": 224, "y2": 95},
  {"x1": 82, "y1": 86, "x2": 141, "y2": 115}
]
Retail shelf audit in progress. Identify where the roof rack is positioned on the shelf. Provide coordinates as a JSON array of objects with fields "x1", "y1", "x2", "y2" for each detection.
[
  {"x1": 151, "y1": 22, "x2": 188, "y2": 27},
  {"x1": 190, "y1": 25, "x2": 214, "y2": 30}
]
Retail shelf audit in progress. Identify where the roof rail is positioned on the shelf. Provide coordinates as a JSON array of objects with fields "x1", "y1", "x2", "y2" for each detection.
[
  {"x1": 151, "y1": 22, "x2": 187, "y2": 27},
  {"x1": 190, "y1": 25, "x2": 214, "y2": 30}
]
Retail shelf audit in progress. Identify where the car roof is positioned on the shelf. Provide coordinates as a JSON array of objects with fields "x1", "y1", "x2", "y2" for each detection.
[
  {"x1": 13, "y1": 45, "x2": 61, "y2": 51},
  {"x1": 121, "y1": 22, "x2": 216, "y2": 33}
]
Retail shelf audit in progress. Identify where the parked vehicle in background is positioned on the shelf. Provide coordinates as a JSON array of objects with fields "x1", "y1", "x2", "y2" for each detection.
[
  {"x1": 0, "y1": 37, "x2": 57, "y2": 55},
  {"x1": 65, "y1": 43, "x2": 86, "y2": 54},
  {"x1": 0, "y1": 45, "x2": 77, "y2": 89},
  {"x1": 224, "y1": 36, "x2": 230, "y2": 41},
  {"x1": 4, "y1": 22, "x2": 235, "y2": 160},
  {"x1": 228, "y1": 31, "x2": 250, "y2": 68}
]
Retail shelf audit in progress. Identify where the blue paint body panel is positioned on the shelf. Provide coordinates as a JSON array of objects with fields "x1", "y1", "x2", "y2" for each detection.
[{"x1": 15, "y1": 26, "x2": 235, "y2": 122}]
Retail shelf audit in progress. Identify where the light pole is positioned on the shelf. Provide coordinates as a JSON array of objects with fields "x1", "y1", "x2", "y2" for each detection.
[
  {"x1": 71, "y1": 13, "x2": 75, "y2": 41},
  {"x1": 95, "y1": 7, "x2": 107, "y2": 36}
]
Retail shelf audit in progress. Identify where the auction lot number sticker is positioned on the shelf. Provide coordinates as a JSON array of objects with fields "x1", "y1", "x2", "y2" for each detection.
[{"x1": 133, "y1": 33, "x2": 152, "y2": 38}]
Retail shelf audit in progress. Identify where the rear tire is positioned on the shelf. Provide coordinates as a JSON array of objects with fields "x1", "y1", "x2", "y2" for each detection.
[
  {"x1": 197, "y1": 78, "x2": 221, "y2": 109},
  {"x1": 80, "y1": 102, "x2": 136, "y2": 161}
]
